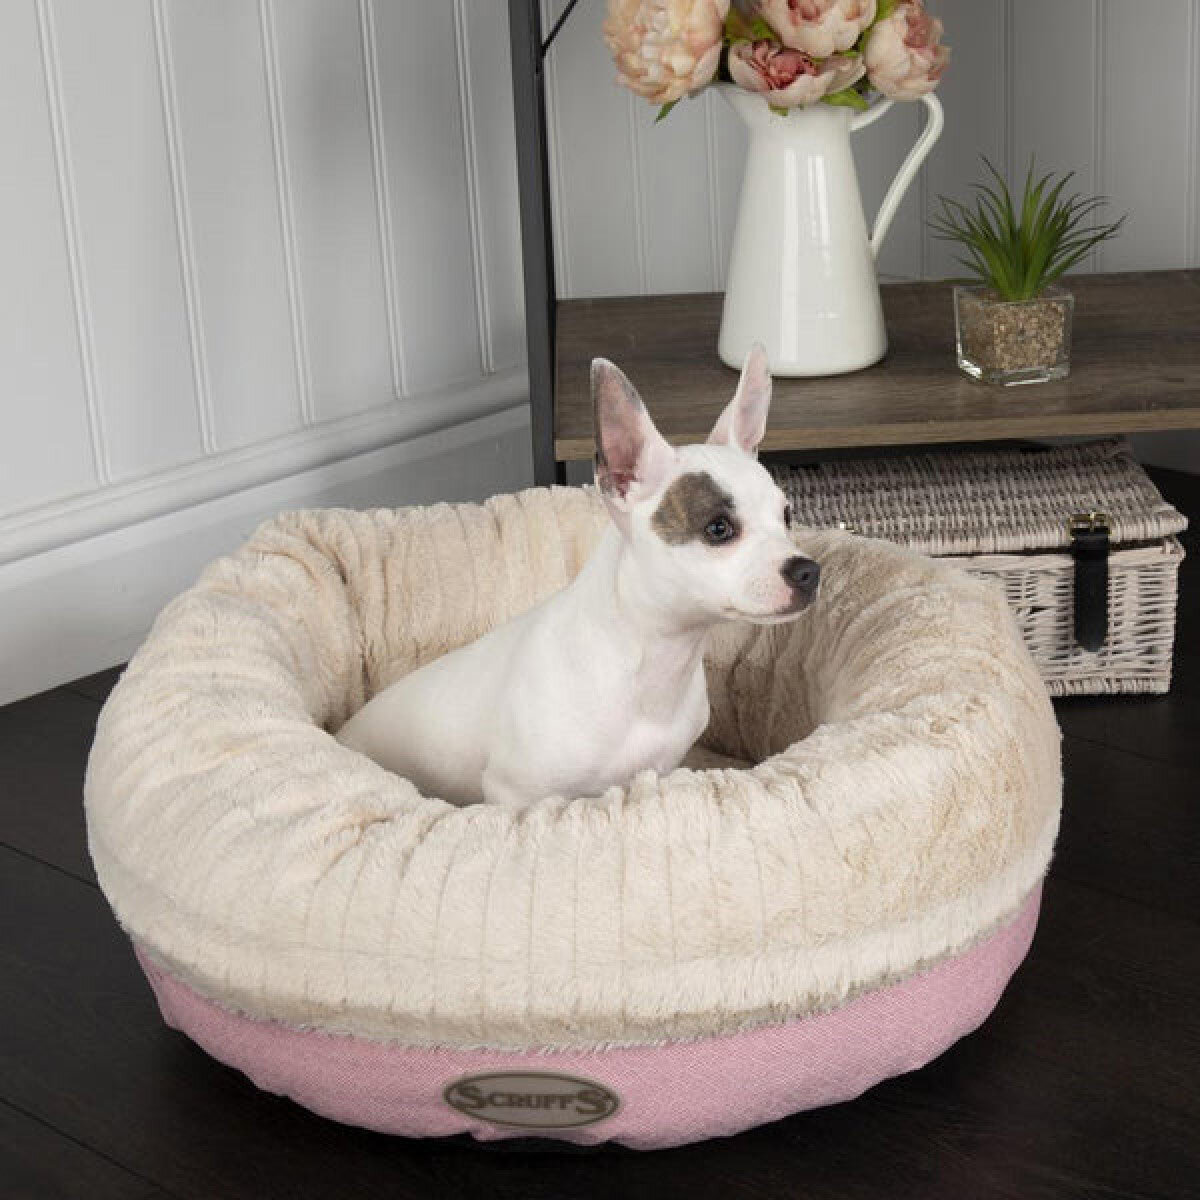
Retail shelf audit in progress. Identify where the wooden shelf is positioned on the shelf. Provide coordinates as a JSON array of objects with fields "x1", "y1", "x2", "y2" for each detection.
[{"x1": 554, "y1": 270, "x2": 1200, "y2": 462}]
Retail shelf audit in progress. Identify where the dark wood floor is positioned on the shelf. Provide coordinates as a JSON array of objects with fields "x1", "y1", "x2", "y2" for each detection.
[{"x1": 3, "y1": 471, "x2": 1198, "y2": 1200}]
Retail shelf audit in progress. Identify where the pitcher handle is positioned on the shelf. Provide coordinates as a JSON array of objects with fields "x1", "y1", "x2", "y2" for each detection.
[{"x1": 850, "y1": 93, "x2": 944, "y2": 259}]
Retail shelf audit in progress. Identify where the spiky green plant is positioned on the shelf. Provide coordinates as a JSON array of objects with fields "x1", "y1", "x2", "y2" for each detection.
[{"x1": 930, "y1": 159, "x2": 1125, "y2": 302}]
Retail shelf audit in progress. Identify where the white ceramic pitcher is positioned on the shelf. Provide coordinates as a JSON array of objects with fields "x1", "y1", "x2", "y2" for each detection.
[{"x1": 717, "y1": 86, "x2": 944, "y2": 376}]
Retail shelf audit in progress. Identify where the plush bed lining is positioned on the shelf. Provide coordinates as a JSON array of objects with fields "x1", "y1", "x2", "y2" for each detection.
[
  {"x1": 126, "y1": 874, "x2": 1046, "y2": 1054},
  {"x1": 86, "y1": 488, "x2": 1061, "y2": 1051}
]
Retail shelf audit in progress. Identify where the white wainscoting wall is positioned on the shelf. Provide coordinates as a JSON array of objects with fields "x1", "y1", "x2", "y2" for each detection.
[
  {"x1": 541, "y1": 0, "x2": 1200, "y2": 470},
  {"x1": 0, "y1": 0, "x2": 532, "y2": 704},
  {"x1": 4, "y1": 1, "x2": 1200, "y2": 703}
]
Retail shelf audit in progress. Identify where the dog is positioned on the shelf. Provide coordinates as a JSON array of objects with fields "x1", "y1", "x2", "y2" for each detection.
[{"x1": 335, "y1": 344, "x2": 819, "y2": 807}]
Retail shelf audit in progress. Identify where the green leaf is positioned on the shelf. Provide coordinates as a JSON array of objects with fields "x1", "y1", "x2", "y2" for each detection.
[
  {"x1": 1018, "y1": 158, "x2": 1049, "y2": 258},
  {"x1": 970, "y1": 190, "x2": 1006, "y2": 242},
  {"x1": 821, "y1": 86, "x2": 869, "y2": 111},
  {"x1": 1046, "y1": 213, "x2": 1126, "y2": 281},
  {"x1": 926, "y1": 155, "x2": 1124, "y2": 300},
  {"x1": 769, "y1": 103, "x2": 791, "y2": 117},
  {"x1": 1030, "y1": 174, "x2": 1074, "y2": 243},
  {"x1": 978, "y1": 159, "x2": 1020, "y2": 241},
  {"x1": 952, "y1": 252, "x2": 989, "y2": 280},
  {"x1": 1043, "y1": 243, "x2": 1098, "y2": 284},
  {"x1": 724, "y1": 9, "x2": 754, "y2": 41},
  {"x1": 654, "y1": 100, "x2": 678, "y2": 123},
  {"x1": 724, "y1": 10, "x2": 775, "y2": 43}
]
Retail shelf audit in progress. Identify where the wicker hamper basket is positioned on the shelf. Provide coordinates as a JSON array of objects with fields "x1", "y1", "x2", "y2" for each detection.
[{"x1": 771, "y1": 439, "x2": 1188, "y2": 696}]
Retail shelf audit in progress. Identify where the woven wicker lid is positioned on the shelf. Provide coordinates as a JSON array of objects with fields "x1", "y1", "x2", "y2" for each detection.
[{"x1": 771, "y1": 439, "x2": 1187, "y2": 556}]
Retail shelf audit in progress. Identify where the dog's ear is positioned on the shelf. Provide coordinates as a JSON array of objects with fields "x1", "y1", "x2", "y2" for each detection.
[
  {"x1": 591, "y1": 358, "x2": 674, "y2": 522},
  {"x1": 708, "y1": 342, "x2": 772, "y2": 456}
]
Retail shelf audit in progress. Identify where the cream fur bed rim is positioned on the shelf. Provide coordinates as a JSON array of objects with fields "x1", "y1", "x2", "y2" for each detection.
[{"x1": 84, "y1": 485, "x2": 1062, "y2": 1052}]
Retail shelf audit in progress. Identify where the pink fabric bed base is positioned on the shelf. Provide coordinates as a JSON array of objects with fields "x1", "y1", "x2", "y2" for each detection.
[{"x1": 136, "y1": 886, "x2": 1040, "y2": 1150}]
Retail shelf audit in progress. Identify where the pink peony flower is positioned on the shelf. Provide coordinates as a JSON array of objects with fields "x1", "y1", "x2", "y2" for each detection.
[
  {"x1": 728, "y1": 39, "x2": 865, "y2": 108},
  {"x1": 604, "y1": 0, "x2": 731, "y2": 106},
  {"x1": 754, "y1": 0, "x2": 876, "y2": 59},
  {"x1": 863, "y1": 0, "x2": 949, "y2": 99}
]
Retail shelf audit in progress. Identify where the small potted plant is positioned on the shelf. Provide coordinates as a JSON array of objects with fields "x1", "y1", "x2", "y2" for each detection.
[{"x1": 930, "y1": 160, "x2": 1125, "y2": 385}]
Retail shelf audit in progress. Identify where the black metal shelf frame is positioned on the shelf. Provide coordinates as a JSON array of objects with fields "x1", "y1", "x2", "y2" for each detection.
[{"x1": 507, "y1": 1, "x2": 582, "y2": 486}]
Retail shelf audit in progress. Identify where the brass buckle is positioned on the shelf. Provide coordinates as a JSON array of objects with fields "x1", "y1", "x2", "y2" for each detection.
[{"x1": 1068, "y1": 510, "x2": 1111, "y2": 537}]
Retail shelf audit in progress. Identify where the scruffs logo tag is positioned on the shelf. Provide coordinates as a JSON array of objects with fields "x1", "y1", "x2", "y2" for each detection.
[{"x1": 443, "y1": 1072, "x2": 620, "y2": 1129}]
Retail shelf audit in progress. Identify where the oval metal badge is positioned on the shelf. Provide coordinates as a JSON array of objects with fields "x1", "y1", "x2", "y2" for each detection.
[{"x1": 443, "y1": 1072, "x2": 620, "y2": 1130}]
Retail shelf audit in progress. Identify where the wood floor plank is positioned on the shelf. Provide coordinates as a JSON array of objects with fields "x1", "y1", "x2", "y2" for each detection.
[
  {"x1": 983, "y1": 875, "x2": 1200, "y2": 1120},
  {"x1": 0, "y1": 846, "x2": 566, "y2": 1200},
  {"x1": 0, "y1": 687, "x2": 101, "y2": 885},
  {"x1": 1052, "y1": 734, "x2": 1200, "y2": 920},
  {"x1": 65, "y1": 666, "x2": 126, "y2": 706},
  {"x1": 661, "y1": 872, "x2": 1200, "y2": 1200},
  {"x1": 3, "y1": 840, "x2": 1198, "y2": 1198},
  {"x1": 1152, "y1": 468, "x2": 1199, "y2": 677},
  {"x1": 0, "y1": 1100, "x2": 171, "y2": 1200},
  {"x1": 1055, "y1": 691, "x2": 1200, "y2": 769},
  {"x1": 1167, "y1": 583, "x2": 1199, "y2": 697},
  {"x1": 1150, "y1": 466, "x2": 1200, "y2": 519}
]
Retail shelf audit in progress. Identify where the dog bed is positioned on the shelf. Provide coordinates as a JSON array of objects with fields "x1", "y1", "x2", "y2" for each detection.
[{"x1": 85, "y1": 486, "x2": 1061, "y2": 1149}]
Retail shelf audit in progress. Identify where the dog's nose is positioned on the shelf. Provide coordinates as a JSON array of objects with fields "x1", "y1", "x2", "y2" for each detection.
[{"x1": 781, "y1": 555, "x2": 820, "y2": 596}]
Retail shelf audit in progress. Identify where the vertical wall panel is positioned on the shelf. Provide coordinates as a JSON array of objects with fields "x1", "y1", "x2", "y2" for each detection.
[
  {"x1": 852, "y1": 101, "x2": 924, "y2": 280},
  {"x1": 1010, "y1": 0, "x2": 1098, "y2": 272},
  {"x1": 922, "y1": 0, "x2": 1006, "y2": 280},
  {"x1": 1128, "y1": 2, "x2": 1200, "y2": 477},
  {"x1": 1193, "y1": 0, "x2": 1200, "y2": 268},
  {"x1": 1098, "y1": 0, "x2": 1192, "y2": 271},
  {"x1": 632, "y1": 94, "x2": 718, "y2": 293},
  {"x1": 545, "y1": 0, "x2": 1200, "y2": 290},
  {"x1": 461, "y1": 0, "x2": 526, "y2": 373},
  {"x1": 6, "y1": 0, "x2": 1200, "y2": 534},
  {"x1": 270, "y1": 0, "x2": 394, "y2": 421},
  {"x1": 543, "y1": 0, "x2": 642, "y2": 298},
  {"x1": 51, "y1": 0, "x2": 203, "y2": 480},
  {"x1": 164, "y1": 0, "x2": 304, "y2": 450},
  {"x1": 0, "y1": 0, "x2": 98, "y2": 514},
  {"x1": 709, "y1": 88, "x2": 748, "y2": 289},
  {"x1": 370, "y1": 0, "x2": 482, "y2": 393}
]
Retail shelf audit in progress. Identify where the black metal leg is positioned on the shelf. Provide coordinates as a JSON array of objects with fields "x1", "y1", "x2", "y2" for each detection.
[
  {"x1": 555, "y1": 460, "x2": 568, "y2": 487},
  {"x1": 508, "y1": 0, "x2": 559, "y2": 488}
]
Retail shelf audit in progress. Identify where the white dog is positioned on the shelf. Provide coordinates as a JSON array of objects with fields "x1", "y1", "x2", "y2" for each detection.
[{"x1": 336, "y1": 345, "x2": 819, "y2": 807}]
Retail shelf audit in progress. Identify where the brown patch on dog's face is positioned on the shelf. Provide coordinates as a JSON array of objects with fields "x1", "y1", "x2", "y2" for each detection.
[{"x1": 651, "y1": 471, "x2": 738, "y2": 545}]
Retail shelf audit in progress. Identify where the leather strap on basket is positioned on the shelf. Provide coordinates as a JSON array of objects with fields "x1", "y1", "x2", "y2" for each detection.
[{"x1": 1069, "y1": 512, "x2": 1110, "y2": 653}]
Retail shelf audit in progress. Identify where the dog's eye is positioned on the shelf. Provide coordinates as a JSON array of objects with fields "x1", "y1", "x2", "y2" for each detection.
[
  {"x1": 704, "y1": 515, "x2": 736, "y2": 544},
  {"x1": 783, "y1": 504, "x2": 793, "y2": 529}
]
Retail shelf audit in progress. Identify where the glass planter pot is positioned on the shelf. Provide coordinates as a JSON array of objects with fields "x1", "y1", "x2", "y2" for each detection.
[{"x1": 954, "y1": 284, "x2": 1073, "y2": 385}]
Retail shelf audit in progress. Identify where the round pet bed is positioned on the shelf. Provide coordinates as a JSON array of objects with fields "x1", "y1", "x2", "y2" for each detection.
[{"x1": 85, "y1": 486, "x2": 1061, "y2": 1149}]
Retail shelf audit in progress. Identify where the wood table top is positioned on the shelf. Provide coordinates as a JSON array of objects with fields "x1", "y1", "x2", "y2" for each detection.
[{"x1": 553, "y1": 270, "x2": 1200, "y2": 461}]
